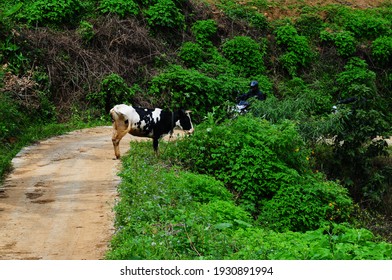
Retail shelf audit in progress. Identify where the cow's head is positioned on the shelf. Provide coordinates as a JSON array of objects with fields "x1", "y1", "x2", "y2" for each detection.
[{"x1": 176, "y1": 109, "x2": 194, "y2": 134}]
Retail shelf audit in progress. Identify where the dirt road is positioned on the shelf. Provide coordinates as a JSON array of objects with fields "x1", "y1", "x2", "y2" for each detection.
[{"x1": 0, "y1": 126, "x2": 134, "y2": 260}]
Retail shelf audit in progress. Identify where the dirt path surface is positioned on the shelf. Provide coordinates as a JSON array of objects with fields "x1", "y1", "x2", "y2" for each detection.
[{"x1": 0, "y1": 126, "x2": 134, "y2": 260}]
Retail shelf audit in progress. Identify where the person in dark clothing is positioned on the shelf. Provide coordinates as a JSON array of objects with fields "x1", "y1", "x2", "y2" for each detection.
[
  {"x1": 337, "y1": 96, "x2": 358, "y2": 104},
  {"x1": 238, "y1": 80, "x2": 266, "y2": 102}
]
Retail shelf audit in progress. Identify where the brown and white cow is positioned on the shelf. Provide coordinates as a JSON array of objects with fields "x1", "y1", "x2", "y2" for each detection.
[{"x1": 110, "y1": 104, "x2": 194, "y2": 159}]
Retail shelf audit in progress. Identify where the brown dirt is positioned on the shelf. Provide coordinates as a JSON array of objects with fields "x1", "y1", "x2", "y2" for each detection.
[
  {"x1": 263, "y1": 0, "x2": 388, "y2": 20},
  {"x1": 0, "y1": 126, "x2": 172, "y2": 260},
  {"x1": 266, "y1": 0, "x2": 387, "y2": 9},
  {"x1": 263, "y1": 0, "x2": 385, "y2": 21},
  {"x1": 208, "y1": 0, "x2": 389, "y2": 22}
]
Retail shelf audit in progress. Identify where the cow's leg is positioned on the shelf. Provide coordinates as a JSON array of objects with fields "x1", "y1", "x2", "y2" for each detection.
[
  {"x1": 153, "y1": 137, "x2": 159, "y2": 156},
  {"x1": 112, "y1": 128, "x2": 129, "y2": 159}
]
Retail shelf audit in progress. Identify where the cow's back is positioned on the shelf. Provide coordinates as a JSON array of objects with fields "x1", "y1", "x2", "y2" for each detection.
[
  {"x1": 130, "y1": 107, "x2": 163, "y2": 137},
  {"x1": 111, "y1": 104, "x2": 135, "y2": 120}
]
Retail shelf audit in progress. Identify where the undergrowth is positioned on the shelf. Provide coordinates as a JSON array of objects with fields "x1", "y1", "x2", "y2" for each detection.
[{"x1": 106, "y1": 136, "x2": 392, "y2": 260}]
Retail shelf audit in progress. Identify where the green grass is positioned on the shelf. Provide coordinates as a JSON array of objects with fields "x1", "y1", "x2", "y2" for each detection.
[{"x1": 105, "y1": 139, "x2": 392, "y2": 260}]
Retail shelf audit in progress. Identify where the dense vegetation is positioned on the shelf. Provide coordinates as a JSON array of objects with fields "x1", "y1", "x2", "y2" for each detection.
[{"x1": 1, "y1": 0, "x2": 391, "y2": 259}]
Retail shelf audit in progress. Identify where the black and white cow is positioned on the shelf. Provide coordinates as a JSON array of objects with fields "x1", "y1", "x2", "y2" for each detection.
[{"x1": 110, "y1": 104, "x2": 194, "y2": 159}]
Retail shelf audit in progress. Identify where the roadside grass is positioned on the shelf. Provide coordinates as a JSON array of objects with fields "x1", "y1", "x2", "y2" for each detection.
[{"x1": 106, "y1": 139, "x2": 392, "y2": 260}]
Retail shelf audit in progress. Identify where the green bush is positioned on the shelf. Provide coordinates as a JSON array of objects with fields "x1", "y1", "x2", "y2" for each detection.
[
  {"x1": 87, "y1": 73, "x2": 133, "y2": 113},
  {"x1": 108, "y1": 141, "x2": 391, "y2": 260},
  {"x1": 336, "y1": 57, "x2": 376, "y2": 99},
  {"x1": 199, "y1": 200, "x2": 253, "y2": 228},
  {"x1": 222, "y1": 36, "x2": 266, "y2": 77},
  {"x1": 324, "y1": 7, "x2": 391, "y2": 40},
  {"x1": 170, "y1": 116, "x2": 310, "y2": 213},
  {"x1": 144, "y1": 0, "x2": 185, "y2": 30},
  {"x1": 191, "y1": 19, "x2": 217, "y2": 46},
  {"x1": 98, "y1": 0, "x2": 139, "y2": 18},
  {"x1": 178, "y1": 42, "x2": 204, "y2": 68},
  {"x1": 248, "y1": 12, "x2": 268, "y2": 30},
  {"x1": 107, "y1": 144, "x2": 252, "y2": 259},
  {"x1": 148, "y1": 63, "x2": 270, "y2": 120},
  {"x1": 333, "y1": 31, "x2": 356, "y2": 57},
  {"x1": 77, "y1": 20, "x2": 95, "y2": 43},
  {"x1": 216, "y1": 0, "x2": 268, "y2": 30},
  {"x1": 275, "y1": 24, "x2": 313, "y2": 76},
  {"x1": 20, "y1": 0, "x2": 83, "y2": 26},
  {"x1": 148, "y1": 65, "x2": 221, "y2": 118},
  {"x1": 259, "y1": 177, "x2": 353, "y2": 232},
  {"x1": 231, "y1": 224, "x2": 392, "y2": 260},
  {"x1": 320, "y1": 30, "x2": 356, "y2": 57},
  {"x1": 295, "y1": 13, "x2": 324, "y2": 38},
  {"x1": 343, "y1": 11, "x2": 390, "y2": 40},
  {"x1": 174, "y1": 172, "x2": 233, "y2": 203},
  {"x1": 319, "y1": 57, "x2": 392, "y2": 208},
  {"x1": 372, "y1": 36, "x2": 392, "y2": 64}
]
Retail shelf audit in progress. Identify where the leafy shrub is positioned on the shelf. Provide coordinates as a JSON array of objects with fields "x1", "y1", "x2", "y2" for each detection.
[
  {"x1": 148, "y1": 65, "x2": 221, "y2": 118},
  {"x1": 165, "y1": 171, "x2": 233, "y2": 204},
  {"x1": 231, "y1": 224, "x2": 392, "y2": 260},
  {"x1": 144, "y1": 0, "x2": 185, "y2": 30},
  {"x1": 108, "y1": 141, "x2": 390, "y2": 260},
  {"x1": 259, "y1": 177, "x2": 353, "y2": 232},
  {"x1": 333, "y1": 31, "x2": 356, "y2": 57},
  {"x1": 325, "y1": 7, "x2": 391, "y2": 40},
  {"x1": 77, "y1": 20, "x2": 95, "y2": 43},
  {"x1": 107, "y1": 143, "x2": 252, "y2": 259},
  {"x1": 320, "y1": 58, "x2": 391, "y2": 208},
  {"x1": 98, "y1": 0, "x2": 139, "y2": 18},
  {"x1": 320, "y1": 30, "x2": 356, "y2": 57},
  {"x1": 372, "y1": 36, "x2": 392, "y2": 64},
  {"x1": 343, "y1": 11, "x2": 390, "y2": 40},
  {"x1": 275, "y1": 24, "x2": 299, "y2": 46},
  {"x1": 275, "y1": 24, "x2": 313, "y2": 76},
  {"x1": 199, "y1": 200, "x2": 253, "y2": 228},
  {"x1": 87, "y1": 73, "x2": 133, "y2": 113},
  {"x1": 178, "y1": 42, "x2": 204, "y2": 68},
  {"x1": 216, "y1": 0, "x2": 268, "y2": 30},
  {"x1": 222, "y1": 36, "x2": 266, "y2": 76},
  {"x1": 170, "y1": 116, "x2": 310, "y2": 214},
  {"x1": 20, "y1": 0, "x2": 83, "y2": 26},
  {"x1": 295, "y1": 13, "x2": 324, "y2": 38},
  {"x1": 336, "y1": 57, "x2": 376, "y2": 99},
  {"x1": 149, "y1": 63, "x2": 271, "y2": 120},
  {"x1": 248, "y1": 12, "x2": 268, "y2": 30},
  {"x1": 191, "y1": 19, "x2": 218, "y2": 46}
]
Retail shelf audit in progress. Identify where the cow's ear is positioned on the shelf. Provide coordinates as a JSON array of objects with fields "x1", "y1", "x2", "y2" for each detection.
[{"x1": 185, "y1": 110, "x2": 192, "y2": 114}]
